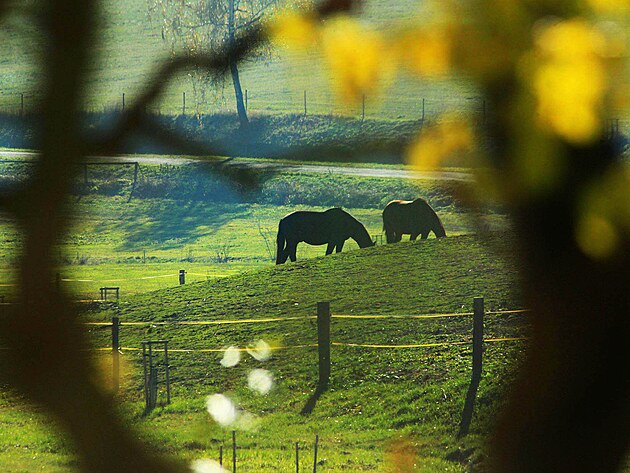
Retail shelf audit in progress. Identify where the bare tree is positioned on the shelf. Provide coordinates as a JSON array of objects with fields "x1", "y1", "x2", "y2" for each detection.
[{"x1": 149, "y1": 0, "x2": 280, "y2": 128}]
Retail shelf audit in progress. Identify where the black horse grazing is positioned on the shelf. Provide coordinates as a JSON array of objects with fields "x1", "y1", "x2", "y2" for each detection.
[
  {"x1": 276, "y1": 208, "x2": 374, "y2": 264},
  {"x1": 382, "y1": 198, "x2": 446, "y2": 243}
]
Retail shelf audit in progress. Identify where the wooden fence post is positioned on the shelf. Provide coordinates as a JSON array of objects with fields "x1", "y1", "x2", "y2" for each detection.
[
  {"x1": 179, "y1": 270, "x2": 186, "y2": 285},
  {"x1": 317, "y1": 302, "x2": 331, "y2": 391},
  {"x1": 142, "y1": 342, "x2": 149, "y2": 406},
  {"x1": 472, "y1": 297, "x2": 484, "y2": 380},
  {"x1": 164, "y1": 341, "x2": 171, "y2": 404},
  {"x1": 361, "y1": 94, "x2": 365, "y2": 121},
  {"x1": 232, "y1": 430, "x2": 237, "y2": 473},
  {"x1": 112, "y1": 316, "x2": 120, "y2": 393},
  {"x1": 313, "y1": 434, "x2": 319, "y2": 473},
  {"x1": 296, "y1": 441, "x2": 299, "y2": 473},
  {"x1": 304, "y1": 90, "x2": 307, "y2": 116},
  {"x1": 458, "y1": 297, "x2": 484, "y2": 438},
  {"x1": 182, "y1": 91, "x2": 186, "y2": 115}
]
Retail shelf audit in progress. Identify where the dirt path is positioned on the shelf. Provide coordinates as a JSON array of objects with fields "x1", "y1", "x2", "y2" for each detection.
[{"x1": 0, "y1": 150, "x2": 472, "y2": 181}]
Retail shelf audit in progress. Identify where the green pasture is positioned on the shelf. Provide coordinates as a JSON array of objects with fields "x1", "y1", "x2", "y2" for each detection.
[
  {"x1": 0, "y1": 156, "x2": 528, "y2": 471},
  {"x1": 1, "y1": 233, "x2": 527, "y2": 472},
  {"x1": 0, "y1": 155, "x2": 626, "y2": 471}
]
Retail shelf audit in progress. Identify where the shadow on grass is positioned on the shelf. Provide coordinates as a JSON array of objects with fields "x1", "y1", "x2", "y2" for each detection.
[
  {"x1": 95, "y1": 200, "x2": 252, "y2": 251},
  {"x1": 301, "y1": 385, "x2": 327, "y2": 415}
]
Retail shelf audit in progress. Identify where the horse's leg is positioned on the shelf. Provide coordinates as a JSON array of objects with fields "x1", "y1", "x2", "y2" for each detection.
[
  {"x1": 410, "y1": 233, "x2": 419, "y2": 241},
  {"x1": 421, "y1": 233, "x2": 429, "y2": 240},
  {"x1": 326, "y1": 243, "x2": 334, "y2": 255},
  {"x1": 289, "y1": 242, "x2": 298, "y2": 262},
  {"x1": 385, "y1": 229, "x2": 395, "y2": 244},
  {"x1": 395, "y1": 233, "x2": 402, "y2": 243},
  {"x1": 277, "y1": 248, "x2": 287, "y2": 264},
  {"x1": 336, "y1": 240, "x2": 345, "y2": 253}
]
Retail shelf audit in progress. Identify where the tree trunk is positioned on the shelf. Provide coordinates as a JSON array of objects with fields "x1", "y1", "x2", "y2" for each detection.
[
  {"x1": 230, "y1": 59, "x2": 249, "y2": 129},
  {"x1": 228, "y1": 0, "x2": 249, "y2": 129}
]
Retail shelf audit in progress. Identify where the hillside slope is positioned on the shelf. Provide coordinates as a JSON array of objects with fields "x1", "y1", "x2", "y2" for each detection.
[
  {"x1": 86, "y1": 233, "x2": 525, "y2": 402},
  {"x1": 105, "y1": 232, "x2": 521, "y2": 324}
]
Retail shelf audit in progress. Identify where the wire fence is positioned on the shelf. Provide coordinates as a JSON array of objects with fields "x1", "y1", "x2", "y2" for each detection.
[
  {"x1": 78, "y1": 303, "x2": 529, "y2": 353},
  {"x1": 3, "y1": 91, "x2": 628, "y2": 137}
]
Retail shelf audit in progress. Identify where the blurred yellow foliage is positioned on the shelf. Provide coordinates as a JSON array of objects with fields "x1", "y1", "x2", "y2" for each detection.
[
  {"x1": 576, "y1": 213, "x2": 619, "y2": 260},
  {"x1": 267, "y1": 10, "x2": 319, "y2": 50},
  {"x1": 576, "y1": 167, "x2": 630, "y2": 260},
  {"x1": 89, "y1": 352, "x2": 133, "y2": 394},
  {"x1": 406, "y1": 118, "x2": 474, "y2": 169},
  {"x1": 321, "y1": 17, "x2": 391, "y2": 104},
  {"x1": 527, "y1": 19, "x2": 613, "y2": 144},
  {"x1": 395, "y1": 26, "x2": 452, "y2": 77},
  {"x1": 585, "y1": 0, "x2": 630, "y2": 15}
]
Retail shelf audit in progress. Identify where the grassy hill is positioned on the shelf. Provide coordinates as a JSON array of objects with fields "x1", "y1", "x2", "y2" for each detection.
[
  {"x1": 52, "y1": 232, "x2": 524, "y2": 472},
  {"x1": 0, "y1": 155, "x2": 527, "y2": 471},
  {"x1": 0, "y1": 232, "x2": 529, "y2": 472}
]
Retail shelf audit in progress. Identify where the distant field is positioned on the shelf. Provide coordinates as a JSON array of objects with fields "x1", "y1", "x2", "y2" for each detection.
[{"x1": 0, "y1": 0, "x2": 492, "y2": 121}]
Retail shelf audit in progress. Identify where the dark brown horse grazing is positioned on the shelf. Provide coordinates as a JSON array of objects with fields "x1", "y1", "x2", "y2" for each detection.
[
  {"x1": 276, "y1": 208, "x2": 374, "y2": 264},
  {"x1": 382, "y1": 198, "x2": 446, "y2": 243}
]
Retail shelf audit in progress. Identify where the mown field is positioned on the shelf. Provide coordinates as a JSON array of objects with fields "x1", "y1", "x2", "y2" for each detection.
[{"x1": 0, "y1": 157, "x2": 532, "y2": 472}]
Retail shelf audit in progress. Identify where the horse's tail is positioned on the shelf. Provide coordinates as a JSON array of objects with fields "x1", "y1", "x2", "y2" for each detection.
[{"x1": 276, "y1": 221, "x2": 286, "y2": 265}]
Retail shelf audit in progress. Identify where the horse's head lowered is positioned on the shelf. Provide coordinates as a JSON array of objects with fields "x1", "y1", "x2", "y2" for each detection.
[{"x1": 350, "y1": 219, "x2": 375, "y2": 248}]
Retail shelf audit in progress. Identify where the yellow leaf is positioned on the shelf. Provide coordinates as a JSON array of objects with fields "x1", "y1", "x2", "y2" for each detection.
[
  {"x1": 406, "y1": 118, "x2": 474, "y2": 169},
  {"x1": 320, "y1": 17, "x2": 392, "y2": 104},
  {"x1": 267, "y1": 11, "x2": 319, "y2": 51},
  {"x1": 395, "y1": 26, "x2": 452, "y2": 77}
]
